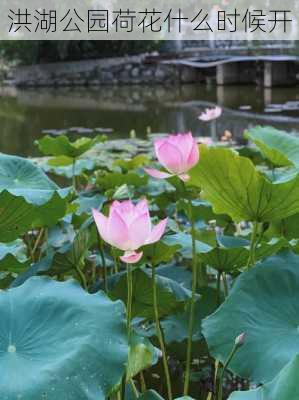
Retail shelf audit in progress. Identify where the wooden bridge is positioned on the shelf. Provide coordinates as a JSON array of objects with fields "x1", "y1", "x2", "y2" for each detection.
[
  {"x1": 11, "y1": 44, "x2": 299, "y2": 88},
  {"x1": 147, "y1": 46, "x2": 299, "y2": 87}
]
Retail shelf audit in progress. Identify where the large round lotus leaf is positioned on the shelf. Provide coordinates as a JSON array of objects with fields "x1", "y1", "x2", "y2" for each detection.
[
  {"x1": 0, "y1": 276, "x2": 128, "y2": 400},
  {"x1": 189, "y1": 145, "x2": 299, "y2": 222},
  {"x1": 202, "y1": 251, "x2": 299, "y2": 383},
  {"x1": 0, "y1": 153, "x2": 69, "y2": 205},
  {"x1": 228, "y1": 355, "x2": 299, "y2": 400},
  {"x1": 0, "y1": 154, "x2": 70, "y2": 242}
]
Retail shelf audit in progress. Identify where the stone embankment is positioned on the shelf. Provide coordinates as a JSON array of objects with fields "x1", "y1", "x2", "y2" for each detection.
[{"x1": 12, "y1": 54, "x2": 198, "y2": 87}]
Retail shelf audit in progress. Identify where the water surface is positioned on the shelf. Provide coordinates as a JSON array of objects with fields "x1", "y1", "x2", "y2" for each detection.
[{"x1": 1, "y1": 84, "x2": 299, "y2": 157}]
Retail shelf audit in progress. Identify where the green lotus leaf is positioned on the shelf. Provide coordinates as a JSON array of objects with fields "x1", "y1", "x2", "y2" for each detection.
[
  {"x1": 109, "y1": 268, "x2": 192, "y2": 319},
  {"x1": 110, "y1": 184, "x2": 136, "y2": 201},
  {"x1": 96, "y1": 172, "x2": 148, "y2": 190},
  {"x1": 21, "y1": 228, "x2": 90, "y2": 281},
  {"x1": 0, "y1": 190, "x2": 69, "y2": 242},
  {"x1": 156, "y1": 265, "x2": 192, "y2": 290},
  {"x1": 267, "y1": 212, "x2": 299, "y2": 240},
  {"x1": 0, "y1": 154, "x2": 70, "y2": 241},
  {"x1": 45, "y1": 158, "x2": 96, "y2": 178},
  {"x1": 199, "y1": 235, "x2": 287, "y2": 272},
  {"x1": 69, "y1": 193, "x2": 105, "y2": 229},
  {"x1": 48, "y1": 155, "x2": 75, "y2": 166},
  {"x1": 237, "y1": 146, "x2": 265, "y2": 166},
  {"x1": 245, "y1": 126, "x2": 299, "y2": 167},
  {"x1": 0, "y1": 276, "x2": 128, "y2": 400},
  {"x1": 50, "y1": 230, "x2": 90, "y2": 274},
  {"x1": 11, "y1": 254, "x2": 53, "y2": 288},
  {"x1": 72, "y1": 193, "x2": 106, "y2": 216},
  {"x1": 189, "y1": 145, "x2": 299, "y2": 222},
  {"x1": 199, "y1": 235, "x2": 248, "y2": 271},
  {"x1": 125, "y1": 383, "x2": 139, "y2": 400},
  {"x1": 0, "y1": 239, "x2": 29, "y2": 273},
  {"x1": 228, "y1": 355, "x2": 299, "y2": 400},
  {"x1": 142, "y1": 241, "x2": 181, "y2": 266},
  {"x1": 162, "y1": 232, "x2": 212, "y2": 259},
  {"x1": 0, "y1": 153, "x2": 70, "y2": 205},
  {"x1": 126, "y1": 333, "x2": 159, "y2": 380},
  {"x1": 202, "y1": 251, "x2": 299, "y2": 383},
  {"x1": 0, "y1": 190, "x2": 35, "y2": 242},
  {"x1": 138, "y1": 390, "x2": 164, "y2": 400},
  {"x1": 47, "y1": 222, "x2": 76, "y2": 249},
  {"x1": 177, "y1": 199, "x2": 231, "y2": 226},
  {"x1": 0, "y1": 272, "x2": 14, "y2": 289},
  {"x1": 114, "y1": 155, "x2": 150, "y2": 171},
  {"x1": 161, "y1": 287, "x2": 219, "y2": 344},
  {"x1": 146, "y1": 179, "x2": 174, "y2": 199},
  {"x1": 32, "y1": 191, "x2": 70, "y2": 226},
  {"x1": 36, "y1": 135, "x2": 105, "y2": 158},
  {"x1": 161, "y1": 303, "x2": 202, "y2": 344}
]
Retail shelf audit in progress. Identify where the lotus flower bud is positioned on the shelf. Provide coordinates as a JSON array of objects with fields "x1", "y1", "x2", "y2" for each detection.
[{"x1": 235, "y1": 332, "x2": 246, "y2": 348}]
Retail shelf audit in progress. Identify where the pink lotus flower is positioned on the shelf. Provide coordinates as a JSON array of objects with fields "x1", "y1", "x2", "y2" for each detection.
[
  {"x1": 199, "y1": 106, "x2": 222, "y2": 122},
  {"x1": 92, "y1": 199, "x2": 167, "y2": 264},
  {"x1": 145, "y1": 132, "x2": 199, "y2": 182}
]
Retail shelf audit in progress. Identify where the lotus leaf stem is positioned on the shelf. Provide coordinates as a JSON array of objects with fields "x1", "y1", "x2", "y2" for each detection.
[
  {"x1": 184, "y1": 198, "x2": 198, "y2": 396},
  {"x1": 126, "y1": 263, "x2": 133, "y2": 340},
  {"x1": 151, "y1": 264, "x2": 173, "y2": 400}
]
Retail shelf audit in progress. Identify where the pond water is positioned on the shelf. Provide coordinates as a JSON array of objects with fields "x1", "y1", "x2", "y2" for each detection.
[{"x1": 1, "y1": 84, "x2": 299, "y2": 157}]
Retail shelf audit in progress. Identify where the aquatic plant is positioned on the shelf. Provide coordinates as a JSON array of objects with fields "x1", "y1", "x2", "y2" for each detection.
[{"x1": 0, "y1": 124, "x2": 298, "y2": 400}]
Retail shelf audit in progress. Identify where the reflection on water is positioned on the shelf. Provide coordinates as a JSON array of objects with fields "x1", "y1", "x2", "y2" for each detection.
[{"x1": 1, "y1": 84, "x2": 299, "y2": 157}]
